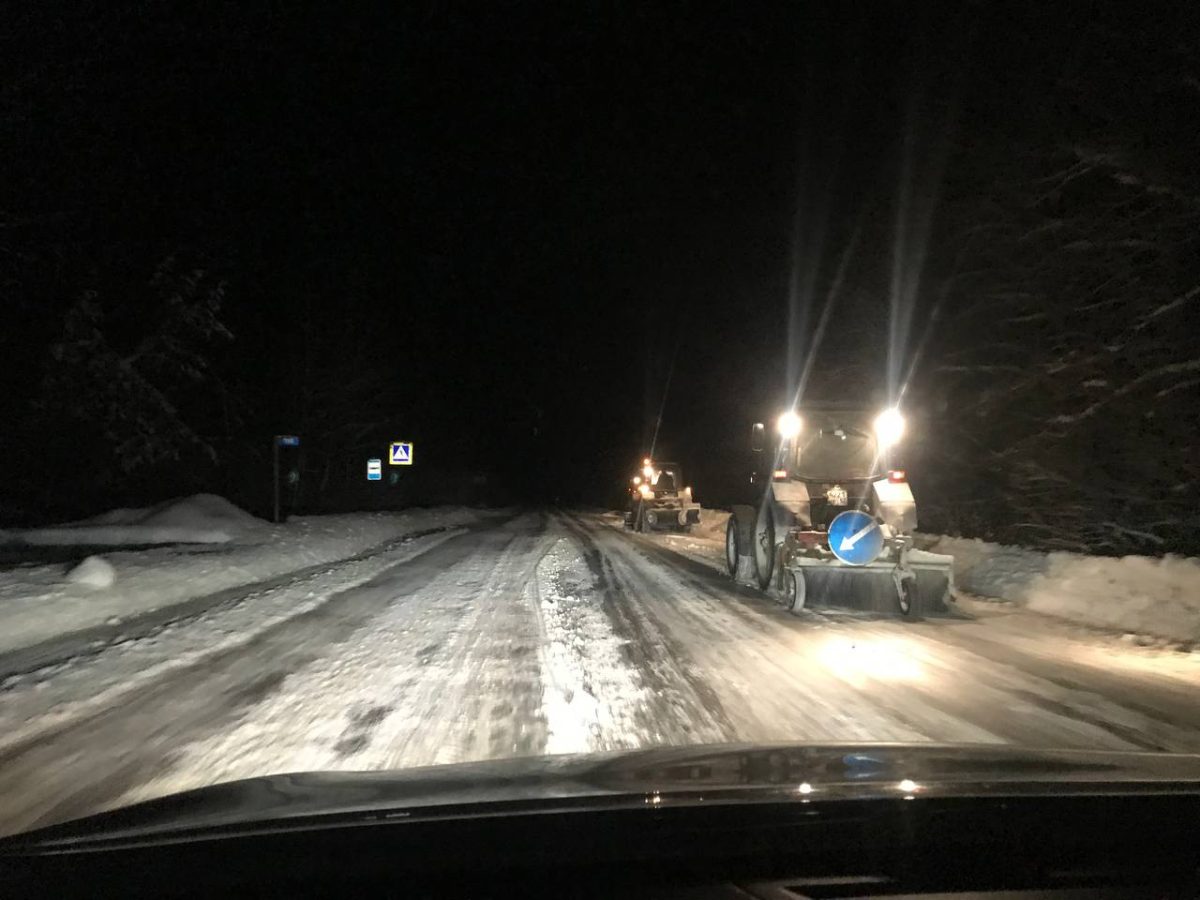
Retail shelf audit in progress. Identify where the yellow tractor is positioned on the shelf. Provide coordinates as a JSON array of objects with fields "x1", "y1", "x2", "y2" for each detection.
[{"x1": 625, "y1": 458, "x2": 701, "y2": 533}]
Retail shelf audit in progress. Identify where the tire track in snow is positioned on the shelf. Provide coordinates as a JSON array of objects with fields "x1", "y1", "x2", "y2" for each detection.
[
  {"x1": 556, "y1": 514, "x2": 739, "y2": 744},
  {"x1": 0, "y1": 524, "x2": 509, "y2": 836},
  {"x1": 532, "y1": 532, "x2": 654, "y2": 755},
  {"x1": 0, "y1": 526, "x2": 473, "y2": 755},
  {"x1": 560, "y1": 514, "x2": 938, "y2": 746}
]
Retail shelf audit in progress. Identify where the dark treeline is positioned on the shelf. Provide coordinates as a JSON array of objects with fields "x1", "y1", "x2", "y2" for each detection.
[{"x1": 2, "y1": 5, "x2": 1196, "y2": 554}]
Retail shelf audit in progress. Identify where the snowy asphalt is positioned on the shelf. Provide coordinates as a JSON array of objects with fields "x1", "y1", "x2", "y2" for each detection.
[{"x1": 2, "y1": 509, "x2": 1199, "y2": 836}]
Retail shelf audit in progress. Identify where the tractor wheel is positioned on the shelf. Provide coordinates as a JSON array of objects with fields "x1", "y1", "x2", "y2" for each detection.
[
  {"x1": 724, "y1": 516, "x2": 739, "y2": 575},
  {"x1": 752, "y1": 501, "x2": 776, "y2": 591},
  {"x1": 896, "y1": 576, "x2": 918, "y2": 619},
  {"x1": 783, "y1": 569, "x2": 807, "y2": 612}
]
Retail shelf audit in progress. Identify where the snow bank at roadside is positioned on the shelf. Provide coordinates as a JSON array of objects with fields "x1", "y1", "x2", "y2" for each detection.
[
  {"x1": 692, "y1": 508, "x2": 731, "y2": 543},
  {"x1": 0, "y1": 505, "x2": 483, "y2": 656},
  {"x1": 1024, "y1": 554, "x2": 1200, "y2": 642},
  {"x1": 926, "y1": 535, "x2": 1200, "y2": 643},
  {"x1": 923, "y1": 536, "x2": 1049, "y2": 599},
  {"x1": 2, "y1": 494, "x2": 265, "y2": 546}
]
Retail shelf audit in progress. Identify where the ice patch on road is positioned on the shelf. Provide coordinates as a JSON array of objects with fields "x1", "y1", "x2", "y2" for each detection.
[{"x1": 535, "y1": 538, "x2": 650, "y2": 754}]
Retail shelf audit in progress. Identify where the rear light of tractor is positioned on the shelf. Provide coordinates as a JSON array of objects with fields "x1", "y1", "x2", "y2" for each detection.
[{"x1": 888, "y1": 470, "x2": 907, "y2": 483}]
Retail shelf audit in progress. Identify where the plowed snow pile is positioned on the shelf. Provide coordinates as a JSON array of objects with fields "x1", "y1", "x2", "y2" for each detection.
[
  {"x1": 691, "y1": 508, "x2": 731, "y2": 543},
  {"x1": 4, "y1": 494, "x2": 264, "y2": 546},
  {"x1": 1024, "y1": 553, "x2": 1200, "y2": 642},
  {"x1": 928, "y1": 535, "x2": 1200, "y2": 643}
]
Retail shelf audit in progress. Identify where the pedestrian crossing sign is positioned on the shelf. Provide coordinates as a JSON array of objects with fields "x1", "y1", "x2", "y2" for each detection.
[{"x1": 389, "y1": 441, "x2": 413, "y2": 466}]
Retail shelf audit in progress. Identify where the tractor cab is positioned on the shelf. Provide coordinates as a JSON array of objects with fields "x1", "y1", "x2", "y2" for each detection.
[{"x1": 755, "y1": 407, "x2": 913, "y2": 534}]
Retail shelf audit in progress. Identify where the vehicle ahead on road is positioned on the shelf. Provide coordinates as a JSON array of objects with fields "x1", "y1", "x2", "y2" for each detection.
[
  {"x1": 4, "y1": 743, "x2": 1199, "y2": 897},
  {"x1": 726, "y1": 406, "x2": 953, "y2": 618},
  {"x1": 625, "y1": 457, "x2": 701, "y2": 533}
]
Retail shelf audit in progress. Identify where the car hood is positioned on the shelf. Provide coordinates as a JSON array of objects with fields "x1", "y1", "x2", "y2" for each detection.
[{"x1": 9, "y1": 743, "x2": 1200, "y2": 848}]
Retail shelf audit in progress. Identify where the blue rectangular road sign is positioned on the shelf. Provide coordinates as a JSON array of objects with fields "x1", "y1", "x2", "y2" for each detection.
[
  {"x1": 276, "y1": 435, "x2": 301, "y2": 447},
  {"x1": 367, "y1": 458, "x2": 382, "y2": 481},
  {"x1": 389, "y1": 441, "x2": 414, "y2": 466}
]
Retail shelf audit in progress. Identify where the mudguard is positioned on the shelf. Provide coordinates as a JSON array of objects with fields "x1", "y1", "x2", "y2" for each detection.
[{"x1": 872, "y1": 477, "x2": 917, "y2": 533}]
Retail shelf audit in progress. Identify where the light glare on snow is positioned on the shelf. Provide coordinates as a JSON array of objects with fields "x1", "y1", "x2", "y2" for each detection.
[{"x1": 817, "y1": 637, "x2": 923, "y2": 685}]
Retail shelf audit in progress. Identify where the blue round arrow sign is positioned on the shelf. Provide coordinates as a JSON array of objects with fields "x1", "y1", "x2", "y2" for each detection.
[{"x1": 827, "y1": 510, "x2": 884, "y2": 566}]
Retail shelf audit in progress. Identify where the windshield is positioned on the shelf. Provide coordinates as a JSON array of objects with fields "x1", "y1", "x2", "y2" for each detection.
[
  {"x1": 2, "y1": 5, "x2": 1198, "y2": 842},
  {"x1": 652, "y1": 467, "x2": 680, "y2": 492},
  {"x1": 792, "y1": 411, "x2": 880, "y2": 480}
]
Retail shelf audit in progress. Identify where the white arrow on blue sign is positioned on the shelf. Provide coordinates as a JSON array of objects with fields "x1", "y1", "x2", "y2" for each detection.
[
  {"x1": 389, "y1": 442, "x2": 413, "y2": 466},
  {"x1": 827, "y1": 510, "x2": 884, "y2": 566},
  {"x1": 366, "y1": 458, "x2": 383, "y2": 481}
]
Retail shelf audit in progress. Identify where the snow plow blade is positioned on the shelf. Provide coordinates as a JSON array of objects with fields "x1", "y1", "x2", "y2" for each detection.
[{"x1": 793, "y1": 550, "x2": 954, "y2": 618}]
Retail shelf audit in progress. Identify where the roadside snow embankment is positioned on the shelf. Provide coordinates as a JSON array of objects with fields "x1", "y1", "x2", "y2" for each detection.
[
  {"x1": 927, "y1": 535, "x2": 1200, "y2": 644},
  {"x1": 3, "y1": 494, "x2": 263, "y2": 546},
  {"x1": 0, "y1": 498, "x2": 482, "y2": 656},
  {"x1": 691, "y1": 508, "x2": 731, "y2": 543}
]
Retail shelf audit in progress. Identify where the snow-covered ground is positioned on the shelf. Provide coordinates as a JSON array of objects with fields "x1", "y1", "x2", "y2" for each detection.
[
  {"x1": 0, "y1": 526, "x2": 467, "y2": 758},
  {"x1": 0, "y1": 506, "x2": 1197, "y2": 839},
  {"x1": 0, "y1": 498, "x2": 482, "y2": 656}
]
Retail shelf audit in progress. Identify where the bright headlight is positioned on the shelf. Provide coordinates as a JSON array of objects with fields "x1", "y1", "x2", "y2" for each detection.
[
  {"x1": 776, "y1": 411, "x2": 802, "y2": 439},
  {"x1": 874, "y1": 408, "x2": 905, "y2": 447},
  {"x1": 642, "y1": 465, "x2": 654, "y2": 479},
  {"x1": 638, "y1": 484, "x2": 653, "y2": 499}
]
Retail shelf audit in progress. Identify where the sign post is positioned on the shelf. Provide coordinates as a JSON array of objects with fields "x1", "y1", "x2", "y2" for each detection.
[{"x1": 273, "y1": 436, "x2": 300, "y2": 523}]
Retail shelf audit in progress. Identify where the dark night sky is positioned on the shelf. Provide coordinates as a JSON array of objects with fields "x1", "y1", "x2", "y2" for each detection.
[{"x1": 6, "y1": 2, "x2": 1192, "y2": 520}]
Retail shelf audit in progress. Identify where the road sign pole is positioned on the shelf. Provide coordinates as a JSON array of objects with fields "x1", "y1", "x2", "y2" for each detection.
[{"x1": 273, "y1": 437, "x2": 280, "y2": 524}]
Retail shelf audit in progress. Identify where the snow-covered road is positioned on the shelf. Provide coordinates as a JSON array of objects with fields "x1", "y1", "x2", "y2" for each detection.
[{"x1": 1, "y1": 509, "x2": 1198, "y2": 836}]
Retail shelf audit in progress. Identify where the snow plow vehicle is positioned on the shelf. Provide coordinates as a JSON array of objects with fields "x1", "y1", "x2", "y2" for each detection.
[
  {"x1": 725, "y1": 406, "x2": 954, "y2": 618},
  {"x1": 625, "y1": 458, "x2": 701, "y2": 533}
]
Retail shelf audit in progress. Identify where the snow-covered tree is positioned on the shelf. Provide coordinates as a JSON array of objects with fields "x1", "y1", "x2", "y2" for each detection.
[
  {"x1": 41, "y1": 257, "x2": 232, "y2": 477},
  {"x1": 917, "y1": 13, "x2": 1200, "y2": 554}
]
